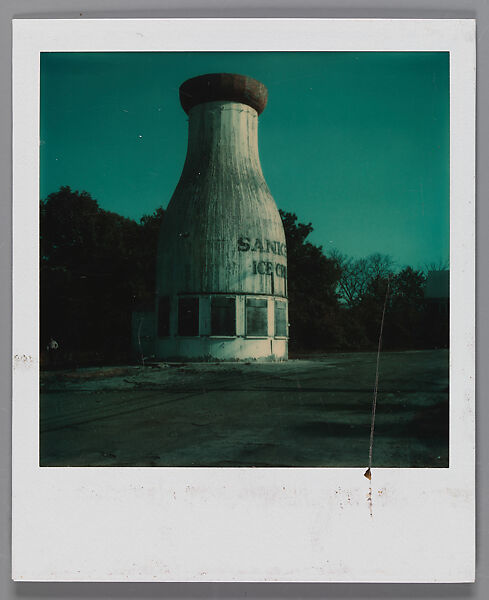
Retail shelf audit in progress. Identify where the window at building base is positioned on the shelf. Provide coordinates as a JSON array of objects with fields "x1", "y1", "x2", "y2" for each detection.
[
  {"x1": 178, "y1": 297, "x2": 199, "y2": 336},
  {"x1": 157, "y1": 296, "x2": 170, "y2": 337},
  {"x1": 211, "y1": 296, "x2": 236, "y2": 336},
  {"x1": 275, "y1": 299, "x2": 287, "y2": 337},
  {"x1": 246, "y1": 297, "x2": 268, "y2": 336}
]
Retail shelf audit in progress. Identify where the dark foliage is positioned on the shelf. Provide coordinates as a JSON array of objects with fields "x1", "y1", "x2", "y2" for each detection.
[
  {"x1": 281, "y1": 215, "x2": 447, "y2": 353},
  {"x1": 40, "y1": 187, "x2": 448, "y2": 365},
  {"x1": 40, "y1": 186, "x2": 163, "y2": 366},
  {"x1": 279, "y1": 211, "x2": 343, "y2": 351}
]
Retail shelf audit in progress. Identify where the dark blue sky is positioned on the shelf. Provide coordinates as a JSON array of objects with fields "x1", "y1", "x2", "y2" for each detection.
[{"x1": 40, "y1": 51, "x2": 449, "y2": 269}]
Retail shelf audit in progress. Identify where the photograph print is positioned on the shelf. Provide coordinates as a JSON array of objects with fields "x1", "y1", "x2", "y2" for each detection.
[{"x1": 39, "y1": 51, "x2": 449, "y2": 468}]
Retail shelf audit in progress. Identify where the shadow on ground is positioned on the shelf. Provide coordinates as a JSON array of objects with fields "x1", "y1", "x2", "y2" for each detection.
[{"x1": 40, "y1": 349, "x2": 449, "y2": 468}]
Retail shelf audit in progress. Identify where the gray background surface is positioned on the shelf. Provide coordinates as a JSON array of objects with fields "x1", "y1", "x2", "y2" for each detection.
[{"x1": 1, "y1": 0, "x2": 485, "y2": 597}]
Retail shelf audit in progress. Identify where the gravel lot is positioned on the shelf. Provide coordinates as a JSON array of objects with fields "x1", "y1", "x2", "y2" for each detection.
[{"x1": 40, "y1": 349, "x2": 449, "y2": 467}]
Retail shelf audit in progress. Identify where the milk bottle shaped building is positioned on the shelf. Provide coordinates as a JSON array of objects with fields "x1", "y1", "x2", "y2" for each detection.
[{"x1": 155, "y1": 73, "x2": 288, "y2": 361}]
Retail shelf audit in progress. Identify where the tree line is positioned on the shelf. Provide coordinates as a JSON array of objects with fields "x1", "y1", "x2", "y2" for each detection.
[{"x1": 40, "y1": 186, "x2": 448, "y2": 366}]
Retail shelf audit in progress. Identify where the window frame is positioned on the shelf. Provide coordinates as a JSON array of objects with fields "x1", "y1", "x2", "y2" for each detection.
[
  {"x1": 177, "y1": 296, "x2": 200, "y2": 337},
  {"x1": 245, "y1": 296, "x2": 269, "y2": 338},
  {"x1": 209, "y1": 295, "x2": 237, "y2": 338},
  {"x1": 274, "y1": 298, "x2": 288, "y2": 339}
]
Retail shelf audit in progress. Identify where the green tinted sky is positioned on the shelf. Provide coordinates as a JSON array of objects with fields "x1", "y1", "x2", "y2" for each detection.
[{"x1": 40, "y1": 51, "x2": 449, "y2": 269}]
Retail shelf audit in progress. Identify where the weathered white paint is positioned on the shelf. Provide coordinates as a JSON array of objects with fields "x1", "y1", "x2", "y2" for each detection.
[
  {"x1": 156, "y1": 92, "x2": 288, "y2": 361},
  {"x1": 154, "y1": 293, "x2": 287, "y2": 361},
  {"x1": 156, "y1": 335, "x2": 287, "y2": 362}
]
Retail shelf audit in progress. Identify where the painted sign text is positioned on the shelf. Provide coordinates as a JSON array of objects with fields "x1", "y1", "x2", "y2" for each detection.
[{"x1": 238, "y1": 236, "x2": 287, "y2": 257}]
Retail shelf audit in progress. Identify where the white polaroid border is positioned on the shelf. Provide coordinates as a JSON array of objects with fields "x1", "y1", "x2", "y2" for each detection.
[{"x1": 12, "y1": 19, "x2": 475, "y2": 583}]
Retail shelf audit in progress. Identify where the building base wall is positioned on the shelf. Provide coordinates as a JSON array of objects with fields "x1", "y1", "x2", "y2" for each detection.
[{"x1": 155, "y1": 336, "x2": 287, "y2": 362}]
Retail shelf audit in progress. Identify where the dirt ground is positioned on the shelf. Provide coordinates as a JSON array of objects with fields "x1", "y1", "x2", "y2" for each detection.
[{"x1": 40, "y1": 349, "x2": 449, "y2": 467}]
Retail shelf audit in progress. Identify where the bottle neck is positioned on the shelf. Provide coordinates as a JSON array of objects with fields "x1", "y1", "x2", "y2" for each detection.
[{"x1": 183, "y1": 100, "x2": 264, "y2": 177}]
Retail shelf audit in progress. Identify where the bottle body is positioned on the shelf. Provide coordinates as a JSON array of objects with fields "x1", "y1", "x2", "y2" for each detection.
[{"x1": 155, "y1": 98, "x2": 288, "y2": 361}]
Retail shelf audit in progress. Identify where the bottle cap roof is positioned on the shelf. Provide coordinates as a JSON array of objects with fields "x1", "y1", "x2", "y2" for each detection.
[{"x1": 179, "y1": 73, "x2": 268, "y2": 115}]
